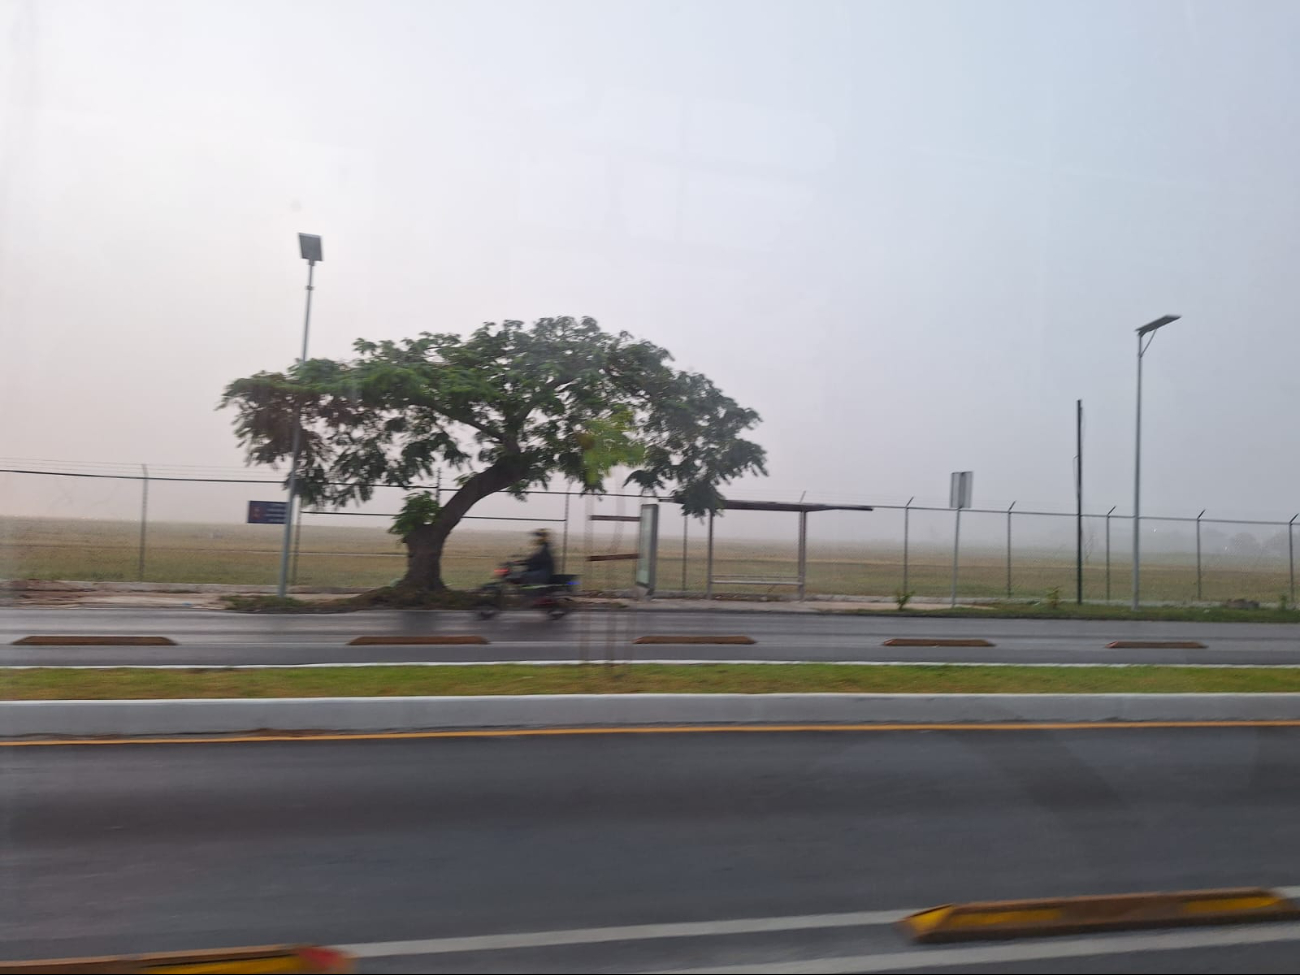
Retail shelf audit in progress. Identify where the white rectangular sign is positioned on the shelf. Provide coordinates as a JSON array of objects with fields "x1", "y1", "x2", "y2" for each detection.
[{"x1": 950, "y1": 471, "x2": 973, "y2": 510}]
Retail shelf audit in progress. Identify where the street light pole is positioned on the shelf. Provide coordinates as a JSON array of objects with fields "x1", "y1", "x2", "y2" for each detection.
[
  {"x1": 277, "y1": 234, "x2": 322, "y2": 598},
  {"x1": 1132, "y1": 314, "x2": 1180, "y2": 611}
]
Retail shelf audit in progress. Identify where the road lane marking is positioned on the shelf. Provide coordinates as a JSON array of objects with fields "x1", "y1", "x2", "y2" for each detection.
[
  {"x1": 337, "y1": 908, "x2": 913, "y2": 958},
  {"x1": 648, "y1": 919, "x2": 1300, "y2": 973},
  {"x1": 883, "y1": 638, "x2": 995, "y2": 648},
  {"x1": 1107, "y1": 640, "x2": 1208, "y2": 649},
  {"x1": 9, "y1": 720, "x2": 1300, "y2": 747},
  {"x1": 7, "y1": 659, "x2": 1300, "y2": 670},
  {"x1": 327, "y1": 888, "x2": 1300, "y2": 961}
]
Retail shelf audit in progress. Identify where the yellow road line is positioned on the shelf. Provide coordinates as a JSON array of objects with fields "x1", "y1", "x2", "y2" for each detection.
[{"x1": 7, "y1": 720, "x2": 1300, "y2": 747}]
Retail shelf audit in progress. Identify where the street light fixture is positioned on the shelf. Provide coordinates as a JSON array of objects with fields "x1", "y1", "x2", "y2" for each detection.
[
  {"x1": 277, "y1": 234, "x2": 323, "y2": 598},
  {"x1": 1132, "y1": 313, "x2": 1180, "y2": 611}
]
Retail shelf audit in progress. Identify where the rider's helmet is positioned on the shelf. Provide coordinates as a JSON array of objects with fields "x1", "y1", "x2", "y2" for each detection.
[{"x1": 533, "y1": 529, "x2": 550, "y2": 543}]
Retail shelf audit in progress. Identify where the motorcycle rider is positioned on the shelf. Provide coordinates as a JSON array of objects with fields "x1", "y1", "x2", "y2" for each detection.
[{"x1": 517, "y1": 528, "x2": 556, "y2": 586}]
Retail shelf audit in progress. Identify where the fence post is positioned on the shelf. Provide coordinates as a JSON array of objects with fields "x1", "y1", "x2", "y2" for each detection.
[
  {"x1": 902, "y1": 497, "x2": 913, "y2": 595},
  {"x1": 1196, "y1": 509, "x2": 1206, "y2": 602},
  {"x1": 1105, "y1": 506, "x2": 1116, "y2": 602},
  {"x1": 706, "y1": 510, "x2": 715, "y2": 599},
  {"x1": 1290, "y1": 515, "x2": 1297, "y2": 607},
  {"x1": 950, "y1": 506, "x2": 962, "y2": 608},
  {"x1": 291, "y1": 504, "x2": 304, "y2": 587},
  {"x1": 797, "y1": 509, "x2": 808, "y2": 601},
  {"x1": 137, "y1": 464, "x2": 149, "y2": 582},
  {"x1": 561, "y1": 490, "x2": 570, "y2": 573},
  {"x1": 681, "y1": 508, "x2": 688, "y2": 593},
  {"x1": 1005, "y1": 501, "x2": 1015, "y2": 598}
]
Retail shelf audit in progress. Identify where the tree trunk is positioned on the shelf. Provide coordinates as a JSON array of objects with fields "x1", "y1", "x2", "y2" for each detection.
[{"x1": 399, "y1": 461, "x2": 523, "y2": 591}]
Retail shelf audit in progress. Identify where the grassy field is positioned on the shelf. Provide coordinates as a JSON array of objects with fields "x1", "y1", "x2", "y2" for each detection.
[
  {"x1": 8, "y1": 663, "x2": 1300, "y2": 700},
  {"x1": 0, "y1": 515, "x2": 1293, "y2": 605}
]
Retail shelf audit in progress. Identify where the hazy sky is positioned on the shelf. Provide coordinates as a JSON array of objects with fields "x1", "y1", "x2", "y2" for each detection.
[{"x1": 4, "y1": 0, "x2": 1300, "y2": 523}]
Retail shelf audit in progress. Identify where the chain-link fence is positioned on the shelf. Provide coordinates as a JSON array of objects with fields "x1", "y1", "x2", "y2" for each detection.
[{"x1": 2, "y1": 464, "x2": 1297, "y2": 604}]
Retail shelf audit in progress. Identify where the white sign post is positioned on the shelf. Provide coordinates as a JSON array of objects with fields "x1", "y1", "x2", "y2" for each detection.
[{"x1": 950, "y1": 472, "x2": 973, "y2": 607}]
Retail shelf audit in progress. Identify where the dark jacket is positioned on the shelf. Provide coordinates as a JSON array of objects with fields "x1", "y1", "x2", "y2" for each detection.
[{"x1": 524, "y1": 542, "x2": 555, "y2": 578}]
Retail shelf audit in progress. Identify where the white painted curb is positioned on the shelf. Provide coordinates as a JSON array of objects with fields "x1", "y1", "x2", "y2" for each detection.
[{"x1": 4, "y1": 693, "x2": 1300, "y2": 737}]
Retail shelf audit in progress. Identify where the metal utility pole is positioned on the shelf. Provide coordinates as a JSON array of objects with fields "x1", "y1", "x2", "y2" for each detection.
[
  {"x1": 1290, "y1": 514, "x2": 1297, "y2": 607},
  {"x1": 1195, "y1": 509, "x2": 1206, "y2": 602},
  {"x1": 277, "y1": 233, "x2": 322, "y2": 598},
  {"x1": 1076, "y1": 399, "x2": 1083, "y2": 604},
  {"x1": 1105, "y1": 505, "x2": 1117, "y2": 601},
  {"x1": 903, "y1": 497, "x2": 913, "y2": 594},
  {"x1": 1132, "y1": 314, "x2": 1181, "y2": 611},
  {"x1": 1006, "y1": 501, "x2": 1015, "y2": 598}
]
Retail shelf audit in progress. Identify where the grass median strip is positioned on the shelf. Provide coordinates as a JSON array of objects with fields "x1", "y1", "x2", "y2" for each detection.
[{"x1": 8, "y1": 664, "x2": 1300, "y2": 700}]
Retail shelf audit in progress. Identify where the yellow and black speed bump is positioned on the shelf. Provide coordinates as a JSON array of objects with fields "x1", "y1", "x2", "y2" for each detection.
[
  {"x1": 898, "y1": 888, "x2": 1300, "y2": 943},
  {"x1": 348, "y1": 635, "x2": 489, "y2": 646},
  {"x1": 0, "y1": 942, "x2": 353, "y2": 972},
  {"x1": 633, "y1": 635, "x2": 756, "y2": 645},
  {"x1": 12, "y1": 636, "x2": 177, "y2": 646},
  {"x1": 883, "y1": 638, "x2": 994, "y2": 648}
]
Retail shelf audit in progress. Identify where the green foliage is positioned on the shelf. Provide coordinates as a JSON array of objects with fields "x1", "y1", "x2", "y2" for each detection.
[
  {"x1": 221, "y1": 317, "x2": 766, "y2": 517},
  {"x1": 894, "y1": 588, "x2": 914, "y2": 610},
  {"x1": 1044, "y1": 586, "x2": 1062, "y2": 610},
  {"x1": 389, "y1": 491, "x2": 441, "y2": 539},
  {"x1": 577, "y1": 405, "x2": 645, "y2": 487}
]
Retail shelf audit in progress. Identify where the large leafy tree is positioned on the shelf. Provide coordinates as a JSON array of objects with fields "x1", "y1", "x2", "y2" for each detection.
[{"x1": 221, "y1": 317, "x2": 766, "y2": 591}]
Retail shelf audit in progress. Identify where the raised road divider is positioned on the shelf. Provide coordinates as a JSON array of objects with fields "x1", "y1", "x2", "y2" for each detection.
[
  {"x1": 633, "y1": 635, "x2": 756, "y2": 645},
  {"x1": 883, "y1": 638, "x2": 995, "y2": 648},
  {"x1": 898, "y1": 888, "x2": 1300, "y2": 943},
  {"x1": 0, "y1": 943, "x2": 353, "y2": 973},
  {"x1": 12, "y1": 636, "x2": 178, "y2": 646},
  {"x1": 347, "y1": 635, "x2": 489, "y2": 646}
]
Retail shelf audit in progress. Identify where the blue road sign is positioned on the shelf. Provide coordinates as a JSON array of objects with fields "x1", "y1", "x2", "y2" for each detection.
[{"x1": 247, "y1": 500, "x2": 289, "y2": 525}]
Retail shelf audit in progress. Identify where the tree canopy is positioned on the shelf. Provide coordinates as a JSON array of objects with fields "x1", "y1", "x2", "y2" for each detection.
[{"x1": 221, "y1": 317, "x2": 766, "y2": 590}]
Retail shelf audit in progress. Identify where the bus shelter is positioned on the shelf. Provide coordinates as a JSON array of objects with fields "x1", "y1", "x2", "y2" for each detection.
[{"x1": 705, "y1": 499, "x2": 874, "y2": 600}]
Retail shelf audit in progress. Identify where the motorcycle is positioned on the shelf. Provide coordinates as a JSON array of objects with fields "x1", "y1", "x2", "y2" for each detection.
[{"x1": 473, "y1": 558, "x2": 579, "y2": 620}]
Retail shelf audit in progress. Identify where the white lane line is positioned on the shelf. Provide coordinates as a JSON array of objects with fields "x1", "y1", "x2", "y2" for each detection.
[
  {"x1": 336, "y1": 888, "x2": 1300, "y2": 960},
  {"x1": 336, "y1": 908, "x2": 915, "y2": 958},
  {"x1": 648, "y1": 920, "x2": 1300, "y2": 974}
]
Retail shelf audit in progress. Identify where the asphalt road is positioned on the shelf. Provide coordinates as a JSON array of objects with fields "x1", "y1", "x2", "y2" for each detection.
[
  {"x1": 5, "y1": 727, "x2": 1300, "y2": 972},
  {"x1": 2, "y1": 607, "x2": 1300, "y2": 667}
]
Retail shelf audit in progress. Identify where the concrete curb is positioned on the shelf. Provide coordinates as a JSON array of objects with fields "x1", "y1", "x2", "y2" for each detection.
[
  {"x1": 5, "y1": 693, "x2": 1300, "y2": 737},
  {"x1": 899, "y1": 889, "x2": 1300, "y2": 943}
]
